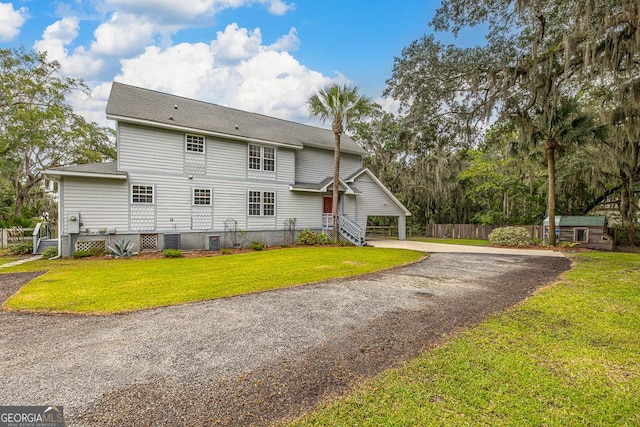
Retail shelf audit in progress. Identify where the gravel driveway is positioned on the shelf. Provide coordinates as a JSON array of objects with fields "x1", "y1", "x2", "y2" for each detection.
[{"x1": 0, "y1": 244, "x2": 570, "y2": 426}]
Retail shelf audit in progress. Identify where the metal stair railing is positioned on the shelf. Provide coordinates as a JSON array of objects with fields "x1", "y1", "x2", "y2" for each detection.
[
  {"x1": 32, "y1": 222, "x2": 52, "y2": 254},
  {"x1": 337, "y1": 215, "x2": 365, "y2": 246}
]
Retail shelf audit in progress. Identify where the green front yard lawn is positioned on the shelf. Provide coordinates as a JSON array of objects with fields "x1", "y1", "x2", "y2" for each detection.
[
  {"x1": 0, "y1": 255, "x2": 24, "y2": 265},
  {"x1": 290, "y1": 251, "x2": 640, "y2": 426},
  {"x1": 2, "y1": 247, "x2": 423, "y2": 314}
]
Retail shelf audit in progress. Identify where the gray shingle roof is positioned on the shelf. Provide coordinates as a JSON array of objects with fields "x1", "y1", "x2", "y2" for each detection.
[
  {"x1": 106, "y1": 82, "x2": 367, "y2": 155},
  {"x1": 544, "y1": 216, "x2": 607, "y2": 227}
]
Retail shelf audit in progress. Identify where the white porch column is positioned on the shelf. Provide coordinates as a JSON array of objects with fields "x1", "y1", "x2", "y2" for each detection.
[{"x1": 398, "y1": 215, "x2": 407, "y2": 240}]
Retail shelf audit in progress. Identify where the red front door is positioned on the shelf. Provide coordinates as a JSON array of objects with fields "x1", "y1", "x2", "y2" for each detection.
[{"x1": 323, "y1": 196, "x2": 332, "y2": 214}]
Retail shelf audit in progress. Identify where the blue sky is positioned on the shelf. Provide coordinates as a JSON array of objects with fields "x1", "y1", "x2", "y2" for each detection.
[{"x1": 1, "y1": 0, "x2": 481, "y2": 127}]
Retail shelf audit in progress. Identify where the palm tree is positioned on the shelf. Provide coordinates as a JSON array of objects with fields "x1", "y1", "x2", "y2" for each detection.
[
  {"x1": 307, "y1": 84, "x2": 371, "y2": 240},
  {"x1": 521, "y1": 99, "x2": 608, "y2": 245}
]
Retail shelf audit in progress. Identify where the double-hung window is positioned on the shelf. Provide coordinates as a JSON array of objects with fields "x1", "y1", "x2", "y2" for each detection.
[
  {"x1": 193, "y1": 188, "x2": 212, "y2": 206},
  {"x1": 248, "y1": 191, "x2": 276, "y2": 216},
  {"x1": 185, "y1": 134, "x2": 205, "y2": 153},
  {"x1": 132, "y1": 185, "x2": 154, "y2": 204},
  {"x1": 248, "y1": 144, "x2": 276, "y2": 171}
]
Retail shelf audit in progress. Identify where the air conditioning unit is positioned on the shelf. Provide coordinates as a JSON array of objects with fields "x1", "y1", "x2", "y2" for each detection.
[
  {"x1": 205, "y1": 235, "x2": 220, "y2": 251},
  {"x1": 164, "y1": 233, "x2": 180, "y2": 249}
]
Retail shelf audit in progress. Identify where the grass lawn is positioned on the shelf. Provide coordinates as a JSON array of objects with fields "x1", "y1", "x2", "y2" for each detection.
[
  {"x1": 410, "y1": 237, "x2": 490, "y2": 246},
  {"x1": 290, "y1": 251, "x2": 640, "y2": 426},
  {"x1": 0, "y1": 255, "x2": 24, "y2": 265},
  {"x1": 2, "y1": 247, "x2": 423, "y2": 314}
]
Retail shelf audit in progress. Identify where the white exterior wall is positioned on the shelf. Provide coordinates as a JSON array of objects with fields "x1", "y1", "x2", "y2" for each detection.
[
  {"x1": 61, "y1": 177, "x2": 129, "y2": 234},
  {"x1": 61, "y1": 120, "x2": 406, "y2": 249},
  {"x1": 342, "y1": 194, "x2": 357, "y2": 222},
  {"x1": 111, "y1": 122, "x2": 302, "y2": 235},
  {"x1": 295, "y1": 147, "x2": 362, "y2": 182},
  {"x1": 279, "y1": 192, "x2": 324, "y2": 229},
  {"x1": 353, "y1": 174, "x2": 405, "y2": 228},
  {"x1": 119, "y1": 123, "x2": 184, "y2": 173}
]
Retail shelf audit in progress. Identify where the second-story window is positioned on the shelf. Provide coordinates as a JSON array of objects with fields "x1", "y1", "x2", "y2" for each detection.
[
  {"x1": 132, "y1": 185, "x2": 154, "y2": 204},
  {"x1": 263, "y1": 147, "x2": 275, "y2": 171},
  {"x1": 193, "y1": 188, "x2": 212, "y2": 206},
  {"x1": 185, "y1": 134, "x2": 205, "y2": 153},
  {"x1": 248, "y1": 144, "x2": 276, "y2": 171},
  {"x1": 248, "y1": 145, "x2": 261, "y2": 170}
]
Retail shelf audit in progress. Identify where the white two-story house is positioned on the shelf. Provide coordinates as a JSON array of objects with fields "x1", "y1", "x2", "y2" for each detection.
[{"x1": 44, "y1": 82, "x2": 410, "y2": 256}]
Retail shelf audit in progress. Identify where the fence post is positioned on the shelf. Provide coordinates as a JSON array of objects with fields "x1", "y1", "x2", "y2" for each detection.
[{"x1": 1, "y1": 228, "x2": 7, "y2": 249}]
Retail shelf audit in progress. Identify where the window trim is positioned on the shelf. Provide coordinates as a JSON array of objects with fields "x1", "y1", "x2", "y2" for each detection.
[
  {"x1": 192, "y1": 188, "x2": 212, "y2": 206},
  {"x1": 248, "y1": 190, "x2": 276, "y2": 217},
  {"x1": 131, "y1": 184, "x2": 154, "y2": 204},
  {"x1": 185, "y1": 133, "x2": 205, "y2": 154},
  {"x1": 574, "y1": 227, "x2": 589, "y2": 243},
  {"x1": 262, "y1": 191, "x2": 276, "y2": 216},
  {"x1": 248, "y1": 144, "x2": 276, "y2": 172}
]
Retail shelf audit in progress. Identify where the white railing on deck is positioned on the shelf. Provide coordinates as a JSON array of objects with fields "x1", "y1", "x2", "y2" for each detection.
[
  {"x1": 337, "y1": 215, "x2": 365, "y2": 246},
  {"x1": 32, "y1": 222, "x2": 52, "y2": 254}
]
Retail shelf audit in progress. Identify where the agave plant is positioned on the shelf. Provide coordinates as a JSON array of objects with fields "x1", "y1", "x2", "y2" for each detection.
[{"x1": 107, "y1": 239, "x2": 136, "y2": 258}]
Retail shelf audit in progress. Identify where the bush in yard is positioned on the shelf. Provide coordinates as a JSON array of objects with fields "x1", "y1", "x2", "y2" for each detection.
[
  {"x1": 40, "y1": 246, "x2": 58, "y2": 259},
  {"x1": 8, "y1": 241, "x2": 33, "y2": 255},
  {"x1": 162, "y1": 249, "x2": 183, "y2": 258},
  {"x1": 107, "y1": 239, "x2": 136, "y2": 258},
  {"x1": 488, "y1": 226, "x2": 534, "y2": 247},
  {"x1": 248, "y1": 241, "x2": 266, "y2": 251},
  {"x1": 296, "y1": 229, "x2": 332, "y2": 245},
  {"x1": 72, "y1": 250, "x2": 94, "y2": 259}
]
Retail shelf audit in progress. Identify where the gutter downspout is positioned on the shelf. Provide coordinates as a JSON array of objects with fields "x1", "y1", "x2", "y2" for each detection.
[{"x1": 57, "y1": 178, "x2": 63, "y2": 258}]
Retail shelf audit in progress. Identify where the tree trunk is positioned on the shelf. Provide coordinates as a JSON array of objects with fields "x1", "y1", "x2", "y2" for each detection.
[
  {"x1": 332, "y1": 131, "x2": 341, "y2": 241},
  {"x1": 546, "y1": 140, "x2": 557, "y2": 246},
  {"x1": 620, "y1": 184, "x2": 638, "y2": 246}
]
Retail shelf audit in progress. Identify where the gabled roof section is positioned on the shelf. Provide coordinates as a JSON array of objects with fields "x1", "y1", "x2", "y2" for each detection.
[
  {"x1": 347, "y1": 168, "x2": 411, "y2": 216},
  {"x1": 289, "y1": 176, "x2": 356, "y2": 194},
  {"x1": 544, "y1": 216, "x2": 607, "y2": 227},
  {"x1": 106, "y1": 82, "x2": 367, "y2": 155},
  {"x1": 44, "y1": 162, "x2": 127, "y2": 180}
]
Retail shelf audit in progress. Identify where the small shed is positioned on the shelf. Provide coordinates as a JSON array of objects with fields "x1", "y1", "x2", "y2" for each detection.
[{"x1": 543, "y1": 216, "x2": 613, "y2": 251}]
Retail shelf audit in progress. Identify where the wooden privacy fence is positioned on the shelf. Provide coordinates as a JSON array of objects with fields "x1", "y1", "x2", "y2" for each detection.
[{"x1": 367, "y1": 224, "x2": 543, "y2": 240}]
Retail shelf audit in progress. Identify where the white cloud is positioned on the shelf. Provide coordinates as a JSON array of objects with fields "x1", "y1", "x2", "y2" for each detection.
[
  {"x1": 90, "y1": 13, "x2": 155, "y2": 56},
  {"x1": 67, "y1": 82, "x2": 114, "y2": 126},
  {"x1": 105, "y1": 0, "x2": 219, "y2": 23},
  {"x1": 0, "y1": 2, "x2": 27, "y2": 41},
  {"x1": 33, "y1": 18, "x2": 104, "y2": 78},
  {"x1": 211, "y1": 23, "x2": 262, "y2": 63},
  {"x1": 117, "y1": 43, "x2": 215, "y2": 99},
  {"x1": 112, "y1": 24, "x2": 337, "y2": 124},
  {"x1": 34, "y1": 17, "x2": 79, "y2": 59},
  {"x1": 267, "y1": 0, "x2": 294, "y2": 15},
  {"x1": 376, "y1": 96, "x2": 401, "y2": 116},
  {"x1": 102, "y1": 0, "x2": 294, "y2": 26},
  {"x1": 268, "y1": 27, "x2": 299, "y2": 52}
]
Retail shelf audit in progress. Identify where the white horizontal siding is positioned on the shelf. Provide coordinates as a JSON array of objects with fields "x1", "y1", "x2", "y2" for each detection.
[
  {"x1": 354, "y1": 174, "x2": 404, "y2": 227},
  {"x1": 213, "y1": 186, "x2": 249, "y2": 229},
  {"x1": 208, "y1": 137, "x2": 247, "y2": 179},
  {"x1": 277, "y1": 149, "x2": 295, "y2": 183},
  {"x1": 62, "y1": 177, "x2": 129, "y2": 234},
  {"x1": 295, "y1": 147, "x2": 362, "y2": 183},
  {"x1": 276, "y1": 191, "x2": 323, "y2": 229},
  {"x1": 119, "y1": 123, "x2": 184, "y2": 173}
]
